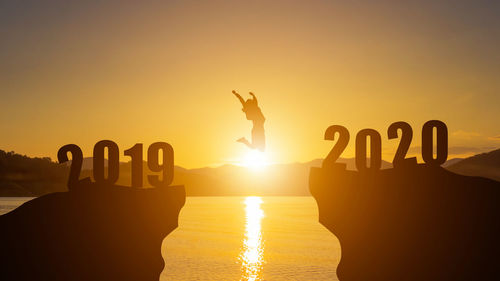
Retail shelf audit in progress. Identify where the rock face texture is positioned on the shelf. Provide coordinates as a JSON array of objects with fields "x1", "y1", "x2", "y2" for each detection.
[
  {"x1": 310, "y1": 164, "x2": 500, "y2": 281},
  {"x1": 0, "y1": 181, "x2": 185, "y2": 281}
]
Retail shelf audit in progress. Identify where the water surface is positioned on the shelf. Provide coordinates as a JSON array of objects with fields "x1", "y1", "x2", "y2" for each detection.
[{"x1": 1, "y1": 197, "x2": 340, "y2": 280}]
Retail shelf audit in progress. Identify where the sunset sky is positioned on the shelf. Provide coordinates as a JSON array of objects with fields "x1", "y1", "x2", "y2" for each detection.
[{"x1": 1, "y1": 0, "x2": 499, "y2": 168}]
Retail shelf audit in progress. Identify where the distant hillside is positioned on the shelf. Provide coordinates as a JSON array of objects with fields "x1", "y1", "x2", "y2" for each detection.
[
  {"x1": 447, "y1": 148, "x2": 500, "y2": 182},
  {"x1": 2, "y1": 147, "x2": 499, "y2": 196},
  {"x1": 442, "y1": 158, "x2": 464, "y2": 167},
  {"x1": 67, "y1": 157, "x2": 108, "y2": 171},
  {"x1": 0, "y1": 149, "x2": 392, "y2": 196},
  {"x1": 122, "y1": 157, "x2": 392, "y2": 196},
  {"x1": 0, "y1": 150, "x2": 68, "y2": 196}
]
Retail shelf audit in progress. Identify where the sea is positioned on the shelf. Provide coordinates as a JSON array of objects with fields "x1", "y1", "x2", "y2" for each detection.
[{"x1": 0, "y1": 197, "x2": 340, "y2": 280}]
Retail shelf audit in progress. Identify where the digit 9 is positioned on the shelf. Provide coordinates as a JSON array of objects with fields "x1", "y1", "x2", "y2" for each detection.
[{"x1": 147, "y1": 142, "x2": 174, "y2": 188}]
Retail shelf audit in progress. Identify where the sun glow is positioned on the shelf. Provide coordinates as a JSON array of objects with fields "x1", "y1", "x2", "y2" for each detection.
[
  {"x1": 240, "y1": 150, "x2": 270, "y2": 170},
  {"x1": 239, "y1": 196, "x2": 265, "y2": 281}
]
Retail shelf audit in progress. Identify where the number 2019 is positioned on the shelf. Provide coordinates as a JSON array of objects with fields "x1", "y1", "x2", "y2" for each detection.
[
  {"x1": 57, "y1": 141, "x2": 173, "y2": 189},
  {"x1": 323, "y1": 120, "x2": 448, "y2": 172}
]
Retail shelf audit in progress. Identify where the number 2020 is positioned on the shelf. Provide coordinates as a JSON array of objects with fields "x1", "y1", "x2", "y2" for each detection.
[
  {"x1": 57, "y1": 141, "x2": 173, "y2": 189},
  {"x1": 323, "y1": 120, "x2": 448, "y2": 172}
]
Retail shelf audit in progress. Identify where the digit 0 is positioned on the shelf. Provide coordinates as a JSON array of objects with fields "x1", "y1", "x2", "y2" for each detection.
[
  {"x1": 421, "y1": 120, "x2": 448, "y2": 166},
  {"x1": 355, "y1": 129, "x2": 382, "y2": 172},
  {"x1": 93, "y1": 140, "x2": 120, "y2": 185}
]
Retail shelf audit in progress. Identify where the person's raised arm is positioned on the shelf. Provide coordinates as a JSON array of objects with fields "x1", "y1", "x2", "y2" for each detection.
[
  {"x1": 232, "y1": 90, "x2": 245, "y2": 106},
  {"x1": 249, "y1": 92, "x2": 258, "y2": 105}
]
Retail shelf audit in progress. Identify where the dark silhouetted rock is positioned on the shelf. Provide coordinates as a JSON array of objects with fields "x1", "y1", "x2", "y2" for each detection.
[
  {"x1": 310, "y1": 164, "x2": 500, "y2": 281},
  {"x1": 0, "y1": 181, "x2": 185, "y2": 281}
]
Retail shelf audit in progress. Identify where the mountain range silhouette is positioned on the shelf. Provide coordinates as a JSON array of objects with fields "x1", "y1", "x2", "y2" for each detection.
[
  {"x1": 447, "y1": 148, "x2": 500, "y2": 182},
  {"x1": 1, "y1": 149, "x2": 499, "y2": 197}
]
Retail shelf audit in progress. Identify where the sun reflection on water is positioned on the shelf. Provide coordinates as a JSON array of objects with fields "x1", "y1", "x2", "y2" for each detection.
[{"x1": 239, "y1": 196, "x2": 265, "y2": 281}]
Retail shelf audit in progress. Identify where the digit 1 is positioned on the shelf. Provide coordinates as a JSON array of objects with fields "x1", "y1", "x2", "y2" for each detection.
[
  {"x1": 147, "y1": 142, "x2": 174, "y2": 188},
  {"x1": 421, "y1": 120, "x2": 448, "y2": 166},
  {"x1": 93, "y1": 140, "x2": 120, "y2": 185},
  {"x1": 355, "y1": 129, "x2": 382, "y2": 172},
  {"x1": 124, "y1": 143, "x2": 143, "y2": 188}
]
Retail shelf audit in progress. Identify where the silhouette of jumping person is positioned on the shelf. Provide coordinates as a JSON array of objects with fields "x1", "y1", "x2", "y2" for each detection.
[{"x1": 232, "y1": 90, "x2": 266, "y2": 152}]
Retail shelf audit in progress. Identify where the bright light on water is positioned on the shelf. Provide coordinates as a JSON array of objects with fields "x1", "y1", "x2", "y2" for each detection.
[
  {"x1": 240, "y1": 196, "x2": 265, "y2": 281},
  {"x1": 4, "y1": 197, "x2": 340, "y2": 280}
]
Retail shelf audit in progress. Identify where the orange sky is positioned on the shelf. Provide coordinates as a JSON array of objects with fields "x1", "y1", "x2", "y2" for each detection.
[{"x1": 1, "y1": 0, "x2": 499, "y2": 168}]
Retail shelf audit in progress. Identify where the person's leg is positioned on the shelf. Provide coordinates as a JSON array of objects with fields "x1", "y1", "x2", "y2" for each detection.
[
  {"x1": 237, "y1": 137, "x2": 254, "y2": 149},
  {"x1": 251, "y1": 123, "x2": 265, "y2": 152}
]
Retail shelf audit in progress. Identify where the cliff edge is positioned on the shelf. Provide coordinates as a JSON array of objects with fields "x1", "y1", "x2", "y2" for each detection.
[
  {"x1": 310, "y1": 164, "x2": 500, "y2": 281},
  {"x1": 0, "y1": 181, "x2": 185, "y2": 281}
]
